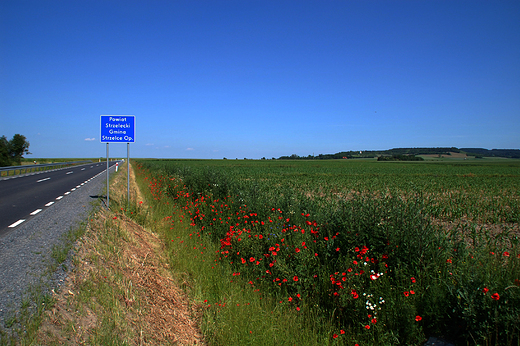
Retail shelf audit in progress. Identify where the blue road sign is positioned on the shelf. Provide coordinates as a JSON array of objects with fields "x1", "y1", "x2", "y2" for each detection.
[{"x1": 100, "y1": 115, "x2": 135, "y2": 143}]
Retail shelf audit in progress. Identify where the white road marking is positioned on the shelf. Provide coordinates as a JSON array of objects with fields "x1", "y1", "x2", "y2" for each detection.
[
  {"x1": 9, "y1": 219, "x2": 25, "y2": 228},
  {"x1": 30, "y1": 209, "x2": 42, "y2": 215},
  {"x1": 81, "y1": 168, "x2": 85, "y2": 170},
  {"x1": 71, "y1": 188, "x2": 76, "y2": 191},
  {"x1": 64, "y1": 191, "x2": 71, "y2": 195},
  {"x1": 45, "y1": 201, "x2": 55, "y2": 206},
  {"x1": 66, "y1": 171, "x2": 73, "y2": 175},
  {"x1": 37, "y1": 177, "x2": 51, "y2": 183},
  {"x1": 56, "y1": 196, "x2": 64, "y2": 200}
]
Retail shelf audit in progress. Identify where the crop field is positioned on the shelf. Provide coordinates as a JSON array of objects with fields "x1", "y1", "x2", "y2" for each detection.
[{"x1": 131, "y1": 158, "x2": 519, "y2": 345}]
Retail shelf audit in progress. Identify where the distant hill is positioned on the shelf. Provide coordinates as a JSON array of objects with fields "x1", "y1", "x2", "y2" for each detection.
[
  {"x1": 278, "y1": 147, "x2": 520, "y2": 160},
  {"x1": 460, "y1": 148, "x2": 520, "y2": 159}
]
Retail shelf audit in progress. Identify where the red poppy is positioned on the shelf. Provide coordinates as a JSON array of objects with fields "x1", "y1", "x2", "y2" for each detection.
[
  {"x1": 503, "y1": 251, "x2": 510, "y2": 257},
  {"x1": 403, "y1": 291, "x2": 410, "y2": 297},
  {"x1": 364, "y1": 325, "x2": 370, "y2": 330},
  {"x1": 333, "y1": 334, "x2": 338, "y2": 339},
  {"x1": 491, "y1": 293, "x2": 500, "y2": 301},
  {"x1": 415, "y1": 315, "x2": 422, "y2": 321},
  {"x1": 411, "y1": 277, "x2": 416, "y2": 283},
  {"x1": 482, "y1": 287, "x2": 489, "y2": 294},
  {"x1": 371, "y1": 318, "x2": 377, "y2": 324},
  {"x1": 249, "y1": 257, "x2": 255, "y2": 262},
  {"x1": 293, "y1": 275, "x2": 299, "y2": 282}
]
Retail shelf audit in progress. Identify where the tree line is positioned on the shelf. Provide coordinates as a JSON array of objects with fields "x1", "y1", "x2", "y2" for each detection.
[{"x1": 0, "y1": 134, "x2": 31, "y2": 167}]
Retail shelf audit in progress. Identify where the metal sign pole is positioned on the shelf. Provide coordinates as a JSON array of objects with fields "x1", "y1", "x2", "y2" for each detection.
[
  {"x1": 106, "y1": 143, "x2": 110, "y2": 208},
  {"x1": 127, "y1": 142, "x2": 130, "y2": 203}
]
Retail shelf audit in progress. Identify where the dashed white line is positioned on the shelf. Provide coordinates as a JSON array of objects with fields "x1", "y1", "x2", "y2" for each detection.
[
  {"x1": 30, "y1": 209, "x2": 42, "y2": 215},
  {"x1": 66, "y1": 171, "x2": 73, "y2": 174},
  {"x1": 37, "y1": 177, "x2": 51, "y2": 182},
  {"x1": 71, "y1": 188, "x2": 76, "y2": 191},
  {"x1": 56, "y1": 196, "x2": 64, "y2": 200},
  {"x1": 64, "y1": 191, "x2": 71, "y2": 195},
  {"x1": 9, "y1": 219, "x2": 25, "y2": 228},
  {"x1": 45, "y1": 201, "x2": 55, "y2": 206}
]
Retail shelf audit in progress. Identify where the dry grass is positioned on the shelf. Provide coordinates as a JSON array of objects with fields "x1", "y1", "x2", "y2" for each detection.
[{"x1": 35, "y1": 162, "x2": 204, "y2": 345}]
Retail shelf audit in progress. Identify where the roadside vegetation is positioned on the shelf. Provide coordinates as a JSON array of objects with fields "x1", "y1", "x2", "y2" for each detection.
[
  {"x1": 7, "y1": 158, "x2": 518, "y2": 345},
  {"x1": 131, "y1": 158, "x2": 519, "y2": 345}
]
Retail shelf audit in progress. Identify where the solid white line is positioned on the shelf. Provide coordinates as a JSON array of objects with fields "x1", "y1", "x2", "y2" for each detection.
[
  {"x1": 56, "y1": 196, "x2": 64, "y2": 200},
  {"x1": 45, "y1": 201, "x2": 55, "y2": 206},
  {"x1": 30, "y1": 209, "x2": 42, "y2": 215},
  {"x1": 37, "y1": 177, "x2": 51, "y2": 183},
  {"x1": 9, "y1": 219, "x2": 25, "y2": 228}
]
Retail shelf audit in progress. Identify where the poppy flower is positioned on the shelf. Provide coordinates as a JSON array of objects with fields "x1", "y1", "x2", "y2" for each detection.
[
  {"x1": 403, "y1": 291, "x2": 410, "y2": 297},
  {"x1": 411, "y1": 277, "x2": 416, "y2": 283},
  {"x1": 482, "y1": 287, "x2": 489, "y2": 294},
  {"x1": 293, "y1": 275, "x2": 299, "y2": 282},
  {"x1": 491, "y1": 293, "x2": 500, "y2": 301},
  {"x1": 415, "y1": 315, "x2": 422, "y2": 321}
]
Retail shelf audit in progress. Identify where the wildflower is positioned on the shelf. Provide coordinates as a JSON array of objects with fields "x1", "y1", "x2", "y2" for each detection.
[
  {"x1": 364, "y1": 325, "x2": 370, "y2": 330},
  {"x1": 482, "y1": 287, "x2": 489, "y2": 294},
  {"x1": 340, "y1": 330, "x2": 345, "y2": 334},
  {"x1": 370, "y1": 274, "x2": 378, "y2": 281},
  {"x1": 371, "y1": 318, "x2": 377, "y2": 324},
  {"x1": 446, "y1": 258, "x2": 452, "y2": 264},
  {"x1": 491, "y1": 293, "x2": 500, "y2": 301},
  {"x1": 410, "y1": 290, "x2": 415, "y2": 295},
  {"x1": 249, "y1": 257, "x2": 255, "y2": 262},
  {"x1": 296, "y1": 307, "x2": 300, "y2": 311},
  {"x1": 403, "y1": 291, "x2": 410, "y2": 297},
  {"x1": 295, "y1": 248, "x2": 300, "y2": 253},
  {"x1": 503, "y1": 251, "x2": 510, "y2": 257},
  {"x1": 411, "y1": 277, "x2": 416, "y2": 283},
  {"x1": 333, "y1": 334, "x2": 338, "y2": 339},
  {"x1": 293, "y1": 275, "x2": 299, "y2": 282},
  {"x1": 415, "y1": 315, "x2": 422, "y2": 321}
]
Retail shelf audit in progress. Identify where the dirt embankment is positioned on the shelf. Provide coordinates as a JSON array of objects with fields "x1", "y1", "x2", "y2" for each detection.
[{"x1": 36, "y1": 163, "x2": 204, "y2": 345}]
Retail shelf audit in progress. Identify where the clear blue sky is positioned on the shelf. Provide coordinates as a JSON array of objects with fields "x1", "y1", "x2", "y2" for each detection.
[{"x1": 1, "y1": 0, "x2": 519, "y2": 159}]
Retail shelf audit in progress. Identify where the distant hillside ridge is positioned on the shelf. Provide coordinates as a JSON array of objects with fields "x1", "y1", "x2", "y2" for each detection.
[
  {"x1": 278, "y1": 147, "x2": 520, "y2": 160},
  {"x1": 460, "y1": 148, "x2": 520, "y2": 159}
]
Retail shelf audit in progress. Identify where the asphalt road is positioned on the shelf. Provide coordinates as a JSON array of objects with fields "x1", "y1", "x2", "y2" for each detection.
[{"x1": 0, "y1": 161, "x2": 117, "y2": 236}]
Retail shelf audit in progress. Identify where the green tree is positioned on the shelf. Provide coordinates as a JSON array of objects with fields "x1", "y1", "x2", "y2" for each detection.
[
  {"x1": 0, "y1": 136, "x2": 10, "y2": 166},
  {"x1": 0, "y1": 134, "x2": 31, "y2": 166}
]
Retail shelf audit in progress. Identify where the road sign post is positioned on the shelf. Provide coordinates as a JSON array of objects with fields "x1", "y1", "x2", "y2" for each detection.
[{"x1": 100, "y1": 115, "x2": 135, "y2": 208}]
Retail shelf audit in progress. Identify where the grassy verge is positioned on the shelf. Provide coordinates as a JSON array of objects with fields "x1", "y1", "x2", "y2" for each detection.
[{"x1": 28, "y1": 161, "x2": 203, "y2": 345}]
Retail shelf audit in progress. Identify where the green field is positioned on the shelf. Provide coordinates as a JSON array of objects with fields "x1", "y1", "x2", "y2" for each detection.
[{"x1": 131, "y1": 158, "x2": 519, "y2": 345}]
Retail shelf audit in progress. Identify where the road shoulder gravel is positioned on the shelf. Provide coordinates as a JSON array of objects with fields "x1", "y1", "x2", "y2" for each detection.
[{"x1": 0, "y1": 166, "x2": 113, "y2": 331}]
